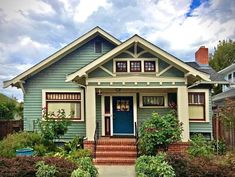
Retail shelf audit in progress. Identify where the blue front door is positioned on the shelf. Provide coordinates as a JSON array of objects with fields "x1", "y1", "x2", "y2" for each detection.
[{"x1": 113, "y1": 96, "x2": 134, "y2": 135}]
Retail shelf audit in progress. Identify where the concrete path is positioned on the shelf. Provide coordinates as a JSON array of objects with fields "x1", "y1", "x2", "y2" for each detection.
[{"x1": 96, "y1": 165, "x2": 136, "y2": 177}]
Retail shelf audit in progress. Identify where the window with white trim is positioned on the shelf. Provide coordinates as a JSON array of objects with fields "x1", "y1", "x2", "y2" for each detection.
[
  {"x1": 116, "y1": 61, "x2": 127, "y2": 72},
  {"x1": 188, "y1": 92, "x2": 205, "y2": 121},
  {"x1": 139, "y1": 93, "x2": 167, "y2": 108},
  {"x1": 46, "y1": 92, "x2": 81, "y2": 120}
]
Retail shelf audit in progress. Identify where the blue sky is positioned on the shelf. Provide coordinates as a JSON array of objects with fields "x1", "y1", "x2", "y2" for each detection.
[{"x1": 0, "y1": 0, "x2": 235, "y2": 101}]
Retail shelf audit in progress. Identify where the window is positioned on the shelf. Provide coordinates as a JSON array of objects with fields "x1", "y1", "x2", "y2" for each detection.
[
  {"x1": 95, "y1": 41, "x2": 102, "y2": 53},
  {"x1": 116, "y1": 61, "x2": 127, "y2": 72},
  {"x1": 188, "y1": 92, "x2": 205, "y2": 121},
  {"x1": 130, "y1": 61, "x2": 141, "y2": 72},
  {"x1": 139, "y1": 93, "x2": 167, "y2": 108},
  {"x1": 143, "y1": 96, "x2": 164, "y2": 106},
  {"x1": 116, "y1": 99, "x2": 130, "y2": 111},
  {"x1": 46, "y1": 92, "x2": 81, "y2": 120},
  {"x1": 144, "y1": 61, "x2": 156, "y2": 72}
]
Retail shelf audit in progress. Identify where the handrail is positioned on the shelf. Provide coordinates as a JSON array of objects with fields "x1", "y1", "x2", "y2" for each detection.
[
  {"x1": 93, "y1": 121, "x2": 99, "y2": 159},
  {"x1": 134, "y1": 122, "x2": 139, "y2": 157}
]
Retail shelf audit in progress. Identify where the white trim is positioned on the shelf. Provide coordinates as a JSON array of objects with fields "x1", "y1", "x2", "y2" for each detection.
[
  {"x1": 156, "y1": 65, "x2": 173, "y2": 76},
  {"x1": 99, "y1": 66, "x2": 116, "y2": 77},
  {"x1": 42, "y1": 88, "x2": 84, "y2": 121},
  {"x1": 101, "y1": 93, "x2": 137, "y2": 136},
  {"x1": 4, "y1": 27, "x2": 121, "y2": 88},
  {"x1": 188, "y1": 89, "x2": 210, "y2": 123},
  {"x1": 139, "y1": 93, "x2": 168, "y2": 108},
  {"x1": 66, "y1": 35, "x2": 210, "y2": 82}
]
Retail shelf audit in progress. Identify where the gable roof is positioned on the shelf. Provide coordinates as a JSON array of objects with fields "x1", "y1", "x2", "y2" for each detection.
[
  {"x1": 186, "y1": 62, "x2": 227, "y2": 83},
  {"x1": 3, "y1": 26, "x2": 121, "y2": 88},
  {"x1": 218, "y1": 63, "x2": 235, "y2": 75},
  {"x1": 66, "y1": 35, "x2": 211, "y2": 82}
]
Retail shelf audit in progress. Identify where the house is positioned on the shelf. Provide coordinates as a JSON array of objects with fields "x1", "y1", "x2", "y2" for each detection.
[
  {"x1": 3, "y1": 27, "x2": 225, "y2": 163},
  {"x1": 212, "y1": 64, "x2": 235, "y2": 105}
]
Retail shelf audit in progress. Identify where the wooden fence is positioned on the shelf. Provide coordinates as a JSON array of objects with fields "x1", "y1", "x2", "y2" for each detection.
[
  {"x1": 213, "y1": 116, "x2": 235, "y2": 149},
  {"x1": 0, "y1": 120, "x2": 23, "y2": 140}
]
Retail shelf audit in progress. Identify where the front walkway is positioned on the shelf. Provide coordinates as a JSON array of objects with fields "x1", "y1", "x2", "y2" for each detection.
[{"x1": 96, "y1": 165, "x2": 136, "y2": 177}]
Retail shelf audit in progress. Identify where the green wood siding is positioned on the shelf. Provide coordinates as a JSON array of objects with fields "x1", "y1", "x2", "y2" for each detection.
[
  {"x1": 24, "y1": 36, "x2": 115, "y2": 140},
  {"x1": 161, "y1": 67, "x2": 185, "y2": 77},
  {"x1": 96, "y1": 95, "x2": 102, "y2": 136},
  {"x1": 189, "y1": 90, "x2": 212, "y2": 133},
  {"x1": 88, "y1": 68, "x2": 112, "y2": 78},
  {"x1": 158, "y1": 59, "x2": 170, "y2": 72},
  {"x1": 137, "y1": 108, "x2": 172, "y2": 125}
]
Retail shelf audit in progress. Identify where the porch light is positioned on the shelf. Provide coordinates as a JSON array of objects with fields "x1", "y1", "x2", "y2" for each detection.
[{"x1": 97, "y1": 89, "x2": 102, "y2": 96}]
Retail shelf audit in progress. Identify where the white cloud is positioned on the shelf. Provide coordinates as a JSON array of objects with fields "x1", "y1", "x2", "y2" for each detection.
[{"x1": 73, "y1": 0, "x2": 112, "y2": 23}]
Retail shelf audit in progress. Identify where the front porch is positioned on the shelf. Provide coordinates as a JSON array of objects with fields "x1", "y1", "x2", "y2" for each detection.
[{"x1": 85, "y1": 87, "x2": 190, "y2": 142}]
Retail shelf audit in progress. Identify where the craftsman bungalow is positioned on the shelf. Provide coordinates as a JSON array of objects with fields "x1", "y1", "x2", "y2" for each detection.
[{"x1": 4, "y1": 27, "x2": 225, "y2": 154}]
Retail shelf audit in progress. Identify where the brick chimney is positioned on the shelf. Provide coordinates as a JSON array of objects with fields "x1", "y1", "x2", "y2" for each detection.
[{"x1": 195, "y1": 46, "x2": 208, "y2": 65}]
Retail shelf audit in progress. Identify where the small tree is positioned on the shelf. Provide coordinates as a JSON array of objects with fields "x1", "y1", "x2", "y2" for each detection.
[
  {"x1": 37, "y1": 108, "x2": 70, "y2": 145},
  {"x1": 139, "y1": 112, "x2": 183, "y2": 155}
]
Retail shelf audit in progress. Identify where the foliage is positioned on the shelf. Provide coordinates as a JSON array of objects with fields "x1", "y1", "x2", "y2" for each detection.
[
  {"x1": 209, "y1": 39, "x2": 235, "y2": 94},
  {"x1": 166, "y1": 153, "x2": 232, "y2": 177},
  {"x1": 37, "y1": 108, "x2": 71, "y2": 144},
  {"x1": 76, "y1": 157, "x2": 98, "y2": 177},
  {"x1": 0, "y1": 131, "x2": 43, "y2": 157},
  {"x1": 135, "y1": 154, "x2": 175, "y2": 177},
  {"x1": 68, "y1": 149, "x2": 93, "y2": 160},
  {"x1": 71, "y1": 168, "x2": 91, "y2": 177},
  {"x1": 35, "y1": 161, "x2": 57, "y2": 177},
  {"x1": 0, "y1": 101, "x2": 17, "y2": 119},
  {"x1": 211, "y1": 139, "x2": 227, "y2": 155},
  {"x1": 139, "y1": 112, "x2": 183, "y2": 155},
  {"x1": 187, "y1": 134, "x2": 213, "y2": 158},
  {"x1": 0, "y1": 156, "x2": 78, "y2": 177},
  {"x1": 218, "y1": 98, "x2": 235, "y2": 129},
  {"x1": 64, "y1": 136, "x2": 83, "y2": 153}
]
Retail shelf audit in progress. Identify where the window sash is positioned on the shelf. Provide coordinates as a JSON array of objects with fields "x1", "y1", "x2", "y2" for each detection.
[
  {"x1": 130, "y1": 61, "x2": 141, "y2": 72},
  {"x1": 143, "y1": 96, "x2": 164, "y2": 106},
  {"x1": 144, "y1": 61, "x2": 156, "y2": 72},
  {"x1": 116, "y1": 61, "x2": 127, "y2": 72},
  {"x1": 188, "y1": 93, "x2": 205, "y2": 105}
]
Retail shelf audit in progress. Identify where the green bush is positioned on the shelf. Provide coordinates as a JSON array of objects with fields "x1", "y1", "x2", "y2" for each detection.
[
  {"x1": 64, "y1": 136, "x2": 83, "y2": 153},
  {"x1": 71, "y1": 168, "x2": 91, "y2": 177},
  {"x1": 166, "y1": 153, "x2": 229, "y2": 177},
  {"x1": 0, "y1": 101, "x2": 17, "y2": 119},
  {"x1": 36, "y1": 161, "x2": 57, "y2": 177},
  {"x1": 188, "y1": 134, "x2": 213, "y2": 158},
  {"x1": 0, "y1": 131, "x2": 43, "y2": 157},
  {"x1": 211, "y1": 139, "x2": 227, "y2": 155},
  {"x1": 135, "y1": 154, "x2": 175, "y2": 177},
  {"x1": 69, "y1": 149, "x2": 92, "y2": 160},
  {"x1": 77, "y1": 157, "x2": 98, "y2": 177},
  {"x1": 139, "y1": 112, "x2": 183, "y2": 155}
]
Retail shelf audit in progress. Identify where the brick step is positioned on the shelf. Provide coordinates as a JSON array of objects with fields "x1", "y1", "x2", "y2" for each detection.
[
  {"x1": 95, "y1": 151, "x2": 137, "y2": 158},
  {"x1": 97, "y1": 139, "x2": 136, "y2": 146},
  {"x1": 93, "y1": 157, "x2": 136, "y2": 165},
  {"x1": 96, "y1": 145, "x2": 137, "y2": 151}
]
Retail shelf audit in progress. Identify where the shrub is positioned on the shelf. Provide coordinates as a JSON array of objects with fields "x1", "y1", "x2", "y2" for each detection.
[
  {"x1": 188, "y1": 134, "x2": 213, "y2": 158},
  {"x1": 71, "y1": 168, "x2": 91, "y2": 177},
  {"x1": 0, "y1": 101, "x2": 17, "y2": 119},
  {"x1": 77, "y1": 157, "x2": 98, "y2": 177},
  {"x1": 211, "y1": 139, "x2": 227, "y2": 155},
  {"x1": 166, "y1": 153, "x2": 230, "y2": 177},
  {"x1": 139, "y1": 112, "x2": 183, "y2": 155},
  {"x1": 64, "y1": 136, "x2": 83, "y2": 153},
  {"x1": 69, "y1": 149, "x2": 93, "y2": 160},
  {"x1": 135, "y1": 154, "x2": 175, "y2": 177},
  {"x1": 37, "y1": 108, "x2": 70, "y2": 144},
  {"x1": 36, "y1": 161, "x2": 57, "y2": 177},
  {"x1": 0, "y1": 131, "x2": 43, "y2": 157},
  {"x1": 0, "y1": 156, "x2": 77, "y2": 177}
]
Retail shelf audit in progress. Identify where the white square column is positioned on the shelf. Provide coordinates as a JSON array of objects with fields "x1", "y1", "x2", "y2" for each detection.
[
  {"x1": 85, "y1": 86, "x2": 96, "y2": 141},
  {"x1": 177, "y1": 86, "x2": 190, "y2": 142}
]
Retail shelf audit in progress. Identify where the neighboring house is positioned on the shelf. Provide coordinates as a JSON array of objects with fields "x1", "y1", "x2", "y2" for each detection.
[
  {"x1": 3, "y1": 27, "x2": 225, "y2": 144},
  {"x1": 212, "y1": 64, "x2": 235, "y2": 105}
]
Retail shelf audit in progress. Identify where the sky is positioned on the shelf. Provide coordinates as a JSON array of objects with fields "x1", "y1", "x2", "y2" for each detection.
[{"x1": 0, "y1": 0, "x2": 235, "y2": 101}]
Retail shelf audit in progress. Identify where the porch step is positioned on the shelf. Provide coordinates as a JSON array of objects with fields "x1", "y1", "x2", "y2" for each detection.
[
  {"x1": 93, "y1": 157, "x2": 136, "y2": 165},
  {"x1": 94, "y1": 138, "x2": 137, "y2": 165}
]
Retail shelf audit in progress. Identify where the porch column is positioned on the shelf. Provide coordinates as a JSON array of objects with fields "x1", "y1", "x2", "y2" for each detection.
[
  {"x1": 177, "y1": 86, "x2": 190, "y2": 142},
  {"x1": 85, "y1": 86, "x2": 96, "y2": 141}
]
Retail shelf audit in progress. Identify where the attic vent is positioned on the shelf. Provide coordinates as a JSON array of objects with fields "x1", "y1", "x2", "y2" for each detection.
[{"x1": 95, "y1": 41, "x2": 102, "y2": 53}]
